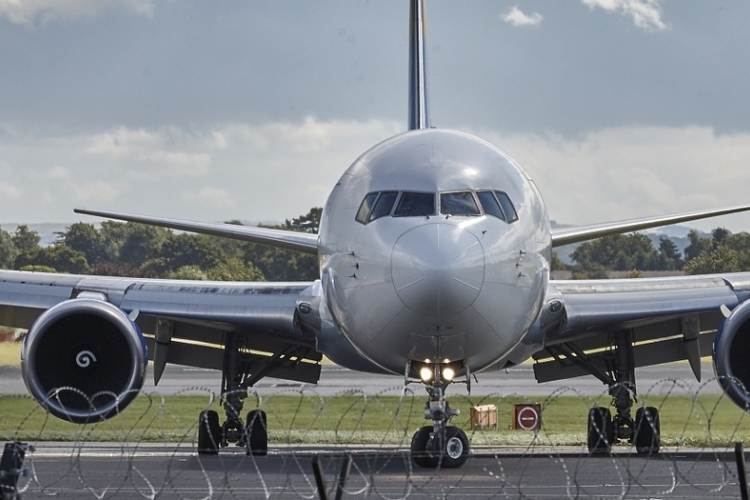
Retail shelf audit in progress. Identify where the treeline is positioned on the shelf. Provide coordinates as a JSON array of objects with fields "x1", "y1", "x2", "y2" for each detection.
[
  {"x1": 564, "y1": 228, "x2": 750, "y2": 278},
  {"x1": 1, "y1": 213, "x2": 748, "y2": 281},
  {"x1": 0, "y1": 208, "x2": 322, "y2": 282}
]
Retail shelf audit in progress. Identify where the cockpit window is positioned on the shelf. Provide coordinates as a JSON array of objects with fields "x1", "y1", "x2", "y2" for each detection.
[
  {"x1": 476, "y1": 190, "x2": 518, "y2": 223},
  {"x1": 440, "y1": 191, "x2": 480, "y2": 216},
  {"x1": 476, "y1": 191, "x2": 506, "y2": 221},
  {"x1": 394, "y1": 192, "x2": 435, "y2": 217},
  {"x1": 356, "y1": 189, "x2": 517, "y2": 224},
  {"x1": 355, "y1": 192, "x2": 379, "y2": 224},
  {"x1": 369, "y1": 191, "x2": 398, "y2": 221},
  {"x1": 495, "y1": 191, "x2": 518, "y2": 222}
]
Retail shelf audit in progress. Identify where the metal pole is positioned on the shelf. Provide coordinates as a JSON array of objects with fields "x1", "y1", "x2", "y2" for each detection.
[
  {"x1": 736, "y1": 442, "x2": 749, "y2": 500},
  {"x1": 334, "y1": 454, "x2": 353, "y2": 500},
  {"x1": 312, "y1": 455, "x2": 329, "y2": 500}
]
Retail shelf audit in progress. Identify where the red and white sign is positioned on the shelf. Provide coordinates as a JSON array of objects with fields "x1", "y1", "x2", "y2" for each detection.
[{"x1": 513, "y1": 404, "x2": 541, "y2": 431}]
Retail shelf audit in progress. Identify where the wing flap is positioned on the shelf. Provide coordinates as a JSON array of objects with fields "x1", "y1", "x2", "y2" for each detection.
[
  {"x1": 534, "y1": 331, "x2": 715, "y2": 383},
  {"x1": 533, "y1": 272, "x2": 750, "y2": 383}
]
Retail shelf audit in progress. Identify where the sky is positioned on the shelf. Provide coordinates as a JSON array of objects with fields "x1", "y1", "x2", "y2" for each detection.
[{"x1": 1, "y1": 0, "x2": 750, "y2": 233}]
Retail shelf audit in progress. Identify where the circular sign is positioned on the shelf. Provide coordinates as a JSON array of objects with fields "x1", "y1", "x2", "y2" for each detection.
[{"x1": 516, "y1": 405, "x2": 540, "y2": 430}]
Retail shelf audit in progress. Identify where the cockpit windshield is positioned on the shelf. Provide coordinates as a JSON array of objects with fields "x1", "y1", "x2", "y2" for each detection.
[
  {"x1": 370, "y1": 191, "x2": 398, "y2": 221},
  {"x1": 394, "y1": 192, "x2": 436, "y2": 217},
  {"x1": 355, "y1": 189, "x2": 517, "y2": 224},
  {"x1": 440, "y1": 191, "x2": 480, "y2": 216}
]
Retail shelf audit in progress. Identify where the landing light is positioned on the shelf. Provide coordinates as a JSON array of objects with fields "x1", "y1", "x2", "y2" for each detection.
[
  {"x1": 419, "y1": 367, "x2": 433, "y2": 382},
  {"x1": 442, "y1": 367, "x2": 455, "y2": 381}
]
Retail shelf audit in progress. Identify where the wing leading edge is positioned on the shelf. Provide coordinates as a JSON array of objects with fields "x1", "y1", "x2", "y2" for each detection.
[
  {"x1": 74, "y1": 208, "x2": 319, "y2": 255},
  {"x1": 551, "y1": 204, "x2": 750, "y2": 247}
]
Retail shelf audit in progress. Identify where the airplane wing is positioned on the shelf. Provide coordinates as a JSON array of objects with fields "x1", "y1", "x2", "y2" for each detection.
[
  {"x1": 532, "y1": 272, "x2": 750, "y2": 384},
  {"x1": 0, "y1": 270, "x2": 322, "y2": 416},
  {"x1": 74, "y1": 208, "x2": 319, "y2": 254},
  {"x1": 551, "y1": 204, "x2": 750, "y2": 247}
]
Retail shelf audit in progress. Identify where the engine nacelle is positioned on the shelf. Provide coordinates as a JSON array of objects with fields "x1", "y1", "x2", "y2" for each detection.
[
  {"x1": 21, "y1": 298, "x2": 147, "y2": 424},
  {"x1": 713, "y1": 299, "x2": 750, "y2": 411}
]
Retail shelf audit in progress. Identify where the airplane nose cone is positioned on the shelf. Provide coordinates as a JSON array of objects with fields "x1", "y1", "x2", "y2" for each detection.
[{"x1": 391, "y1": 224, "x2": 484, "y2": 316}]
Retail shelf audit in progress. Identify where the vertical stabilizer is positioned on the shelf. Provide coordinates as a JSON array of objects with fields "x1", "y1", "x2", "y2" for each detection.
[{"x1": 408, "y1": 0, "x2": 430, "y2": 130}]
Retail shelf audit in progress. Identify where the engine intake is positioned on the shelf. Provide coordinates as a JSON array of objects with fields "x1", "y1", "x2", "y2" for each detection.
[
  {"x1": 713, "y1": 299, "x2": 750, "y2": 411},
  {"x1": 21, "y1": 298, "x2": 147, "y2": 424}
]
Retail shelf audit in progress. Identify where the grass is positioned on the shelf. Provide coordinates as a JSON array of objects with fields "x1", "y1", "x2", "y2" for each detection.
[
  {"x1": 0, "y1": 342, "x2": 20, "y2": 367},
  {"x1": 2, "y1": 343, "x2": 746, "y2": 447},
  {"x1": 1, "y1": 392, "x2": 748, "y2": 448}
]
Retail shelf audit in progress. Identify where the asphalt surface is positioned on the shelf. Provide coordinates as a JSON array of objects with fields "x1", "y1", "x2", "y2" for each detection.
[{"x1": 7, "y1": 443, "x2": 748, "y2": 499}]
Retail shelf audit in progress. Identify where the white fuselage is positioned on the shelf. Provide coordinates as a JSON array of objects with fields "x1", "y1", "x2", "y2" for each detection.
[{"x1": 318, "y1": 129, "x2": 552, "y2": 375}]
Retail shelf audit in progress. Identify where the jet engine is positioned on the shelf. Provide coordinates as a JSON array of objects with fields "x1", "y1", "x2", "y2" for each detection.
[
  {"x1": 713, "y1": 299, "x2": 750, "y2": 410},
  {"x1": 21, "y1": 298, "x2": 147, "y2": 424}
]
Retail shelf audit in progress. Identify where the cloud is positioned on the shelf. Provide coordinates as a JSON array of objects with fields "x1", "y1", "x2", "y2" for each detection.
[
  {"x1": 182, "y1": 187, "x2": 235, "y2": 210},
  {"x1": 581, "y1": 0, "x2": 668, "y2": 31},
  {"x1": 84, "y1": 127, "x2": 212, "y2": 179},
  {"x1": 501, "y1": 6, "x2": 543, "y2": 27},
  {"x1": 0, "y1": 118, "x2": 403, "y2": 223},
  {"x1": 474, "y1": 125, "x2": 750, "y2": 232},
  {"x1": 2, "y1": 119, "x2": 748, "y2": 233},
  {"x1": 72, "y1": 180, "x2": 120, "y2": 203},
  {"x1": 0, "y1": 0, "x2": 154, "y2": 25}
]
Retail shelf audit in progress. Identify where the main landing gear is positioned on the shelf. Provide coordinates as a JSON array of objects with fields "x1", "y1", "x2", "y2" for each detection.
[
  {"x1": 409, "y1": 362, "x2": 470, "y2": 469},
  {"x1": 196, "y1": 334, "x2": 268, "y2": 456},
  {"x1": 195, "y1": 332, "x2": 317, "y2": 456},
  {"x1": 585, "y1": 330, "x2": 660, "y2": 454}
]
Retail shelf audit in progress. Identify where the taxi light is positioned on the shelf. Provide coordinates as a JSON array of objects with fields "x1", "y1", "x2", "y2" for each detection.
[
  {"x1": 442, "y1": 367, "x2": 455, "y2": 381},
  {"x1": 419, "y1": 367, "x2": 433, "y2": 382}
]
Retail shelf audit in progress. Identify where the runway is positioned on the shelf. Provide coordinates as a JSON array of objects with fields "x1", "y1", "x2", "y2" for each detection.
[
  {"x1": 10, "y1": 442, "x2": 747, "y2": 499},
  {"x1": 0, "y1": 361, "x2": 721, "y2": 397}
]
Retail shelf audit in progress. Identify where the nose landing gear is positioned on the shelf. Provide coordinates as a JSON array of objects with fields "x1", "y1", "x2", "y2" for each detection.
[{"x1": 408, "y1": 362, "x2": 470, "y2": 469}]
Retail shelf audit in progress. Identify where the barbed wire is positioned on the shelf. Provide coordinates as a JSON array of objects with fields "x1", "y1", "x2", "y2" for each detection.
[{"x1": 0, "y1": 378, "x2": 748, "y2": 499}]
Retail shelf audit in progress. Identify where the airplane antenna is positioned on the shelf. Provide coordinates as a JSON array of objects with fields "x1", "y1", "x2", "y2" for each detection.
[{"x1": 408, "y1": 0, "x2": 431, "y2": 130}]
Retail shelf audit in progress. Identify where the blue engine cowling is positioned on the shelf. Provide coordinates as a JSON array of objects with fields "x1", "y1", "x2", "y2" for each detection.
[
  {"x1": 713, "y1": 299, "x2": 750, "y2": 411},
  {"x1": 21, "y1": 298, "x2": 148, "y2": 424}
]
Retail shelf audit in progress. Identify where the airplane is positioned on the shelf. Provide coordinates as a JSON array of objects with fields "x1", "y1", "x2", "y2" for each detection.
[{"x1": 1, "y1": 0, "x2": 750, "y2": 469}]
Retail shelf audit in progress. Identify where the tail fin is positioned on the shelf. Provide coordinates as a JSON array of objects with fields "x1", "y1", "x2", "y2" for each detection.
[{"x1": 408, "y1": 0, "x2": 430, "y2": 130}]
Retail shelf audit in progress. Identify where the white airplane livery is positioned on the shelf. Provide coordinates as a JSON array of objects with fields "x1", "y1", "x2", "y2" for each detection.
[{"x1": 2, "y1": 0, "x2": 750, "y2": 469}]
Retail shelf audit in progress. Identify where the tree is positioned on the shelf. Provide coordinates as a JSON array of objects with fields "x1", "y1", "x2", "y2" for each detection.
[
  {"x1": 684, "y1": 229, "x2": 711, "y2": 262},
  {"x1": 159, "y1": 234, "x2": 223, "y2": 272},
  {"x1": 550, "y1": 252, "x2": 566, "y2": 271},
  {"x1": 0, "y1": 227, "x2": 17, "y2": 269},
  {"x1": 683, "y1": 245, "x2": 742, "y2": 274},
  {"x1": 118, "y1": 224, "x2": 169, "y2": 267},
  {"x1": 657, "y1": 236, "x2": 683, "y2": 271},
  {"x1": 712, "y1": 227, "x2": 731, "y2": 248},
  {"x1": 15, "y1": 245, "x2": 89, "y2": 274},
  {"x1": 280, "y1": 207, "x2": 322, "y2": 234},
  {"x1": 206, "y1": 258, "x2": 265, "y2": 281},
  {"x1": 62, "y1": 222, "x2": 107, "y2": 266},
  {"x1": 12, "y1": 225, "x2": 40, "y2": 254},
  {"x1": 570, "y1": 233, "x2": 659, "y2": 273}
]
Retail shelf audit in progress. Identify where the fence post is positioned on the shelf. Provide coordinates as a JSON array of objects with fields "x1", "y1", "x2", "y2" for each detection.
[{"x1": 735, "y1": 442, "x2": 749, "y2": 500}]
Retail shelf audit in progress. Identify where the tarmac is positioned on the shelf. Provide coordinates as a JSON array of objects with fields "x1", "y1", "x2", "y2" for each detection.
[{"x1": 6, "y1": 442, "x2": 748, "y2": 499}]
